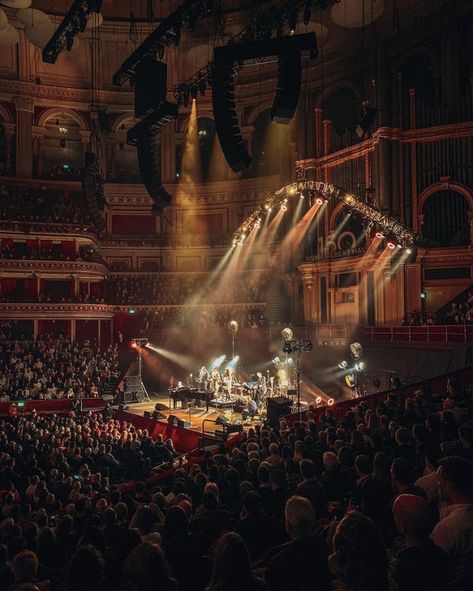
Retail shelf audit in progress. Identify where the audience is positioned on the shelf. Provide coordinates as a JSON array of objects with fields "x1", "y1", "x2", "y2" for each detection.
[{"x1": 0, "y1": 350, "x2": 472, "y2": 591}]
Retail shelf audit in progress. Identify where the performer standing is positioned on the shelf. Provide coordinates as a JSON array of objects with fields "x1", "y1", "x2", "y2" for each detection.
[
  {"x1": 210, "y1": 367, "x2": 221, "y2": 393},
  {"x1": 198, "y1": 366, "x2": 209, "y2": 391}
]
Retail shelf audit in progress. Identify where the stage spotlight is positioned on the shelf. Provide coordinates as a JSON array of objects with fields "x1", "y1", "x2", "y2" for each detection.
[
  {"x1": 327, "y1": 398, "x2": 335, "y2": 406},
  {"x1": 338, "y1": 360, "x2": 348, "y2": 369},
  {"x1": 287, "y1": 358, "x2": 293, "y2": 364},
  {"x1": 406, "y1": 248, "x2": 412, "y2": 254},
  {"x1": 264, "y1": 204, "x2": 270, "y2": 210},
  {"x1": 190, "y1": 85, "x2": 198, "y2": 99},
  {"x1": 316, "y1": 197, "x2": 323, "y2": 205},
  {"x1": 300, "y1": 193, "x2": 305, "y2": 199},
  {"x1": 349, "y1": 342, "x2": 363, "y2": 359},
  {"x1": 210, "y1": 354, "x2": 226, "y2": 369},
  {"x1": 375, "y1": 232, "x2": 384, "y2": 239},
  {"x1": 345, "y1": 375, "x2": 355, "y2": 388},
  {"x1": 397, "y1": 243, "x2": 403, "y2": 249},
  {"x1": 355, "y1": 362, "x2": 365, "y2": 371},
  {"x1": 281, "y1": 327, "x2": 294, "y2": 341},
  {"x1": 272, "y1": 357, "x2": 280, "y2": 364},
  {"x1": 281, "y1": 204, "x2": 287, "y2": 212},
  {"x1": 131, "y1": 342, "x2": 137, "y2": 349},
  {"x1": 387, "y1": 242, "x2": 395, "y2": 249},
  {"x1": 315, "y1": 396, "x2": 322, "y2": 404}
]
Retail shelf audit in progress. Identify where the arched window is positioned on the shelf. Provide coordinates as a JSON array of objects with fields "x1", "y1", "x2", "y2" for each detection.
[
  {"x1": 422, "y1": 190, "x2": 469, "y2": 247},
  {"x1": 42, "y1": 113, "x2": 83, "y2": 179},
  {"x1": 322, "y1": 88, "x2": 358, "y2": 135},
  {"x1": 245, "y1": 109, "x2": 289, "y2": 178},
  {"x1": 113, "y1": 119, "x2": 148, "y2": 183}
]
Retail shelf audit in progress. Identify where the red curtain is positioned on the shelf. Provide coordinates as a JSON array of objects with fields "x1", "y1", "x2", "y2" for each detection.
[
  {"x1": 90, "y1": 282, "x2": 103, "y2": 298},
  {"x1": 1, "y1": 278, "x2": 17, "y2": 295},
  {"x1": 62, "y1": 241, "x2": 76, "y2": 258},
  {"x1": 40, "y1": 240, "x2": 53, "y2": 253},
  {"x1": 23, "y1": 278, "x2": 37, "y2": 298},
  {"x1": 26, "y1": 238, "x2": 39, "y2": 252}
]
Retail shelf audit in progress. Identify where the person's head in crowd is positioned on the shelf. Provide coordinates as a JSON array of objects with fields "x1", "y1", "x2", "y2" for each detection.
[
  {"x1": 331, "y1": 512, "x2": 390, "y2": 591},
  {"x1": 354, "y1": 454, "x2": 372, "y2": 479},
  {"x1": 122, "y1": 542, "x2": 177, "y2": 591},
  {"x1": 323, "y1": 452, "x2": 339, "y2": 473},
  {"x1": 11, "y1": 550, "x2": 39, "y2": 585},
  {"x1": 300, "y1": 459, "x2": 316, "y2": 481},
  {"x1": 372, "y1": 451, "x2": 390, "y2": 480},
  {"x1": 163, "y1": 505, "x2": 189, "y2": 542},
  {"x1": 207, "y1": 532, "x2": 260, "y2": 591},
  {"x1": 392, "y1": 494, "x2": 433, "y2": 544},
  {"x1": 240, "y1": 491, "x2": 263, "y2": 519},
  {"x1": 459, "y1": 422, "x2": 473, "y2": 450},
  {"x1": 437, "y1": 456, "x2": 473, "y2": 503},
  {"x1": 67, "y1": 544, "x2": 104, "y2": 591},
  {"x1": 285, "y1": 496, "x2": 316, "y2": 540}
]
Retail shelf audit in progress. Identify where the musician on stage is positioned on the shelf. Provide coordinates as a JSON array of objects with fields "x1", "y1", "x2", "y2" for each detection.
[
  {"x1": 222, "y1": 366, "x2": 234, "y2": 400},
  {"x1": 210, "y1": 367, "x2": 221, "y2": 393},
  {"x1": 198, "y1": 366, "x2": 210, "y2": 391}
]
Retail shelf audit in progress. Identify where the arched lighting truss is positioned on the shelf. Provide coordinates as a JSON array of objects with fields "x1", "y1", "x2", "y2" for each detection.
[{"x1": 232, "y1": 181, "x2": 418, "y2": 247}]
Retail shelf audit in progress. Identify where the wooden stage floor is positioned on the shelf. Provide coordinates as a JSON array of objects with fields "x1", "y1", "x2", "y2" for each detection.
[{"x1": 122, "y1": 393, "x2": 266, "y2": 435}]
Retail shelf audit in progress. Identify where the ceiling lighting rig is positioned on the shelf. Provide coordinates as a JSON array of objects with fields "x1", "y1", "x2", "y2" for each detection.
[
  {"x1": 173, "y1": 0, "x2": 334, "y2": 105},
  {"x1": 112, "y1": 0, "x2": 211, "y2": 86},
  {"x1": 232, "y1": 180, "x2": 418, "y2": 248},
  {"x1": 42, "y1": 0, "x2": 102, "y2": 64}
]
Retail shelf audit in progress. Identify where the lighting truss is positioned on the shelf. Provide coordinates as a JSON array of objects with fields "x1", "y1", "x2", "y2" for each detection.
[
  {"x1": 42, "y1": 0, "x2": 102, "y2": 64},
  {"x1": 112, "y1": 0, "x2": 208, "y2": 86},
  {"x1": 232, "y1": 181, "x2": 418, "y2": 247},
  {"x1": 173, "y1": 0, "x2": 334, "y2": 99}
]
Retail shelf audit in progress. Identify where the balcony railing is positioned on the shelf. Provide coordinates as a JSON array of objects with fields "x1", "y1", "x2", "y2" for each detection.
[
  {"x1": 359, "y1": 324, "x2": 473, "y2": 344},
  {"x1": 306, "y1": 247, "x2": 367, "y2": 262}
]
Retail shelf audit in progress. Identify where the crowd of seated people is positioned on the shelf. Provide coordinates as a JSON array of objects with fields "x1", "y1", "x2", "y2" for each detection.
[
  {"x1": 0, "y1": 335, "x2": 118, "y2": 402},
  {"x1": 0, "y1": 241, "x2": 104, "y2": 265},
  {"x1": 0, "y1": 185, "x2": 88, "y2": 226},
  {"x1": 444, "y1": 296, "x2": 473, "y2": 325},
  {"x1": 401, "y1": 310, "x2": 437, "y2": 326},
  {"x1": 41, "y1": 167, "x2": 83, "y2": 182},
  {"x1": 0, "y1": 361, "x2": 472, "y2": 590},
  {"x1": 138, "y1": 304, "x2": 267, "y2": 330},
  {"x1": 106, "y1": 273, "x2": 269, "y2": 306}
]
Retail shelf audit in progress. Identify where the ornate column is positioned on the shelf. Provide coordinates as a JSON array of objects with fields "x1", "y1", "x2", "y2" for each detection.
[
  {"x1": 315, "y1": 107, "x2": 323, "y2": 158},
  {"x1": 322, "y1": 119, "x2": 331, "y2": 156},
  {"x1": 13, "y1": 96, "x2": 35, "y2": 178}
]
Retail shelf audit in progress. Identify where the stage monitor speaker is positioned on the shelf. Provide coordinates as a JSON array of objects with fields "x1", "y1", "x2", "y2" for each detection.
[
  {"x1": 167, "y1": 414, "x2": 178, "y2": 425},
  {"x1": 118, "y1": 404, "x2": 129, "y2": 411},
  {"x1": 144, "y1": 411, "x2": 152, "y2": 418},
  {"x1": 266, "y1": 396, "x2": 292, "y2": 428},
  {"x1": 177, "y1": 419, "x2": 191, "y2": 429},
  {"x1": 216, "y1": 414, "x2": 229, "y2": 426},
  {"x1": 391, "y1": 376, "x2": 402, "y2": 390},
  {"x1": 154, "y1": 402, "x2": 168, "y2": 411},
  {"x1": 152, "y1": 411, "x2": 166, "y2": 420}
]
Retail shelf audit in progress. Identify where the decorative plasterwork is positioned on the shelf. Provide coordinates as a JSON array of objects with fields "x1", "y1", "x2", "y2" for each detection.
[{"x1": 0, "y1": 260, "x2": 107, "y2": 276}]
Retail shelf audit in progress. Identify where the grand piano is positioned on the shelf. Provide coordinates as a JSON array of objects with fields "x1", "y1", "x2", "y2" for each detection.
[{"x1": 169, "y1": 387, "x2": 212, "y2": 412}]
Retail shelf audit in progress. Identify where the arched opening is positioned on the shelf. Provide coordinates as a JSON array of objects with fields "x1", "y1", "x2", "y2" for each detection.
[
  {"x1": 111, "y1": 119, "x2": 157, "y2": 184},
  {"x1": 41, "y1": 113, "x2": 83, "y2": 180},
  {"x1": 244, "y1": 109, "x2": 289, "y2": 178},
  {"x1": 422, "y1": 190, "x2": 470, "y2": 247}
]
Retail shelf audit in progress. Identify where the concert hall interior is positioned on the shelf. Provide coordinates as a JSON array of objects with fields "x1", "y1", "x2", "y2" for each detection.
[{"x1": 1, "y1": 1, "x2": 473, "y2": 591}]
